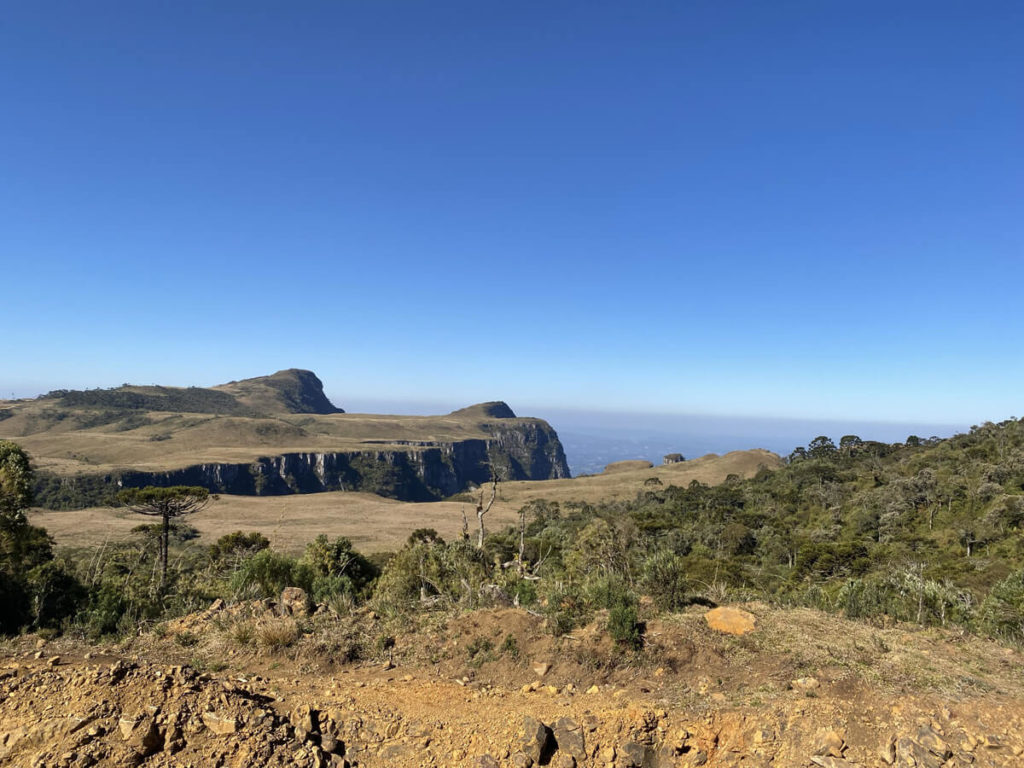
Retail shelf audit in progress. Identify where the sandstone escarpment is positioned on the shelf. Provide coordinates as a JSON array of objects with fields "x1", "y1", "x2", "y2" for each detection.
[{"x1": 44, "y1": 419, "x2": 571, "y2": 506}]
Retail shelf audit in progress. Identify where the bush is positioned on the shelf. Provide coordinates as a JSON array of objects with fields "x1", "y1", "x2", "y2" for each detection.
[
  {"x1": 297, "y1": 535, "x2": 377, "y2": 604},
  {"x1": 231, "y1": 550, "x2": 297, "y2": 599},
  {"x1": 500, "y1": 633, "x2": 520, "y2": 659},
  {"x1": 640, "y1": 550, "x2": 689, "y2": 611},
  {"x1": 210, "y1": 531, "x2": 270, "y2": 563},
  {"x1": 980, "y1": 569, "x2": 1024, "y2": 643},
  {"x1": 607, "y1": 603, "x2": 644, "y2": 650},
  {"x1": 539, "y1": 581, "x2": 588, "y2": 637},
  {"x1": 466, "y1": 636, "x2": 495, "y2": 667},
  {"x1": 372, "y1": 539, "x2": 487, "y2": 614},
  {"x1": 583, "y1": 573, "x2": 635, "y2": 611}
]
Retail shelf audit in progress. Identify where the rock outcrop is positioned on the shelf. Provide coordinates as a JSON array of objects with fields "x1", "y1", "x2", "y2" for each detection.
[
  {"x1": 215, "y1": 369, "x2": 343, "y2": 415},
  {"x1": 111, "y1": 418, "x2": 570, "y2": 502}
]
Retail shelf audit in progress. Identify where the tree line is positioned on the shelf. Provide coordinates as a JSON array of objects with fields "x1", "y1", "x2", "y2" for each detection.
[{"x1": 2, "y1": 418, "x2": 1024, "y2": 647}]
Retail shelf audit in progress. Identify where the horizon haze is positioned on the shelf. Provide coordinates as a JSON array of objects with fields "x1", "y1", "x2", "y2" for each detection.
[{"x1": 2, "y1": 2, "x2": 1022, "y2": 426}]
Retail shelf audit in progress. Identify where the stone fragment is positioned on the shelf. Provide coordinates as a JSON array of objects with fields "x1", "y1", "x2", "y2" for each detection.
[
  {"x1": 810, "y1": 758, "x2": 862, "y2": 768},
  {"x1": 917, "y1": 726, "x2": 952, "y2": 759},
  {"x1": 880, "y1": 735, "x2": 896, "y2": 765},
  {"x1": 118, "y1": 715, "x2": 163, "y2": 757},
  {"x1": 280, "y1": 587, "x2": 310, "y2": 617},
  {"x1": 813, "y1": 729, "x2": 845, "y2": 758},
  {"x1": 201, "y1": 711, "x2": 239, "y2": 735},
  {"x1": 519, "y1": 717, "x2": 554, "y2": 764},
  {"x1": 619, "y1": 741, "x2": 648, "y2": 767},
  {"x1": 553, "y1": 717, "x2": 585, "y2": 761},
  {"x1": 791, "y1": 676, "x2": 820, "y2": 691},
  {"x1": 533, "y1": 662, "x2": 551, "y2": 677},
  {"x1": 473, "y1": 756, "x2": 500, "y2": 768},
  {"x1": 511, "y1": 752, "x2": 534, "y2": 768}
]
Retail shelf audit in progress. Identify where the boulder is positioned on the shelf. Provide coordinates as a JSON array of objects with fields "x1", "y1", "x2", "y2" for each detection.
[{"x1": 704, "y1": 607, "x2": 757, "y2": 636}]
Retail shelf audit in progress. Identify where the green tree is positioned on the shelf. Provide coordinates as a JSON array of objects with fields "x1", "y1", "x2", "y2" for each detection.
[
  {"x1": 0, "y1": 441, "x2": 81, "y2": 634},
  {"x1": 808, "y1": 436, "x2": 838, "y2": 460},
  {"x1": 118, "y1": 486, "x2": 210, "y2": 589},
  {"x1": 0, "y1": 440, "x2": 33, "y2": 516}
]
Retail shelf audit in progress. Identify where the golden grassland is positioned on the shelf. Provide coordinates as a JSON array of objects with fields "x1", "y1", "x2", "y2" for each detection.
[
  {"x1": 0, "y1": 406, "x2": 533, "y2": 475},
  {"x1": 28, "y1": 449, "x2": 779, "y2": 553}
]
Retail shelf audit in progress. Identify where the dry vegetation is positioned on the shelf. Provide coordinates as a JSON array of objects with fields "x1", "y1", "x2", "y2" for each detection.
[
  {"x1": 2, "y1": 407, "x2": 535, "y2": 475},
  {"x1": 28, "y1": 449, "x2": 778, "y2": 553}
]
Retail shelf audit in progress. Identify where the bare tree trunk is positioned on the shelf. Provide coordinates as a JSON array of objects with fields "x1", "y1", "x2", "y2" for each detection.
[
  {"x1": 518, "y1": 505, "x2": 526, "y2": 567},
  {"x1": 160, "y1": 512, "x2": 170, "y2": 590},
  {"x1": 476, "y1": 475, "x2": 499, "y2": 549}
]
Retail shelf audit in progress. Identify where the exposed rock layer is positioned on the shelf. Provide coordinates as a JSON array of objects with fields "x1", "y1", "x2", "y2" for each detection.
[{"x1": 82, "y1": 420, "x2": 570, "y2": 502}]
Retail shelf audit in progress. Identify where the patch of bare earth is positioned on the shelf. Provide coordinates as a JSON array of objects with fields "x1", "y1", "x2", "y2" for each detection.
[{"x1": 3, "y1": 602, "x2": 1023, "y2": 767}]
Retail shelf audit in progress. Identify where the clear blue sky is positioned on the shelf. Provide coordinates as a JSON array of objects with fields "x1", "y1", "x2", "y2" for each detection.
[{"x1": 2, "y1": 1, "x2": 1022, "y2": 424}]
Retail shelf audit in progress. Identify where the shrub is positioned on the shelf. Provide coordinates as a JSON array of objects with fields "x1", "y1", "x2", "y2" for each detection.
[
  {"x1": 231, "y1": 550, "x2": 297, "y2": 599},
  {"x1": 540, "y1": 581, "x2": 588, "y2": 637},
  {"x1": 466, "y1": 636, "x2": 495, "y2": 667},
  {"x1": 640, "y1": 550, "x2": 689, "y2": 611},
  {"x1": 980, "y1": 569, "x2": 1024, "y2": 643},
  {"x1": 228, "y1": 619, "x2": 257, "y2": 646},
  {"x1": 607, "y1": 603, "x2": 644, "y2": 650},
  {"x1": 256, "y1": 616, "x2": 300, "y2": 651},
  {"x1": 175, "y1": 631, "x2": 199, "y2": 648},
  {"x1": 500, "y1": 633, "x2": 520, "y2": 659},
  {"x1": 583, "y1": 573, "x2": 634, "y2": 611},
  {"x1": 210, "y1": 531, "x2": 270, "y2": 563}
]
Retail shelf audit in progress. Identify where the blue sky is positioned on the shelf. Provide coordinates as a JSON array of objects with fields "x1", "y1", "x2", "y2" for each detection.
[{"x1": 2, "y1": 1, "x2": 1022, "y2": 426}]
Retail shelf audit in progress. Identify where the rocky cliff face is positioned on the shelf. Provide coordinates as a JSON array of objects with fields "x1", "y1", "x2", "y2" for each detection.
[{"x1": 102, "y1": 420, "x2": 569, "y2": 503}]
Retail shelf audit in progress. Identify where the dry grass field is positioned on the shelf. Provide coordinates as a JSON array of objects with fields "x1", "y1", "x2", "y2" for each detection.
[
  {"x1": 2, "y1": 410, "x2": 530, "y2": 475},
  {"x1": 28, "y1": 449, "x2": 779, "y2": 553}
]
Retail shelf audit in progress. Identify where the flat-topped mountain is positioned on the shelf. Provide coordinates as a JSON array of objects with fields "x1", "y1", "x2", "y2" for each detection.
[{"x1": 0, "y1": 371, "x2": 570, "y2": 507}]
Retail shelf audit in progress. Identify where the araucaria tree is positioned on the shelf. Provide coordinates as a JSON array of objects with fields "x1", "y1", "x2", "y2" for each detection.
[{"x1": 118, "y1": 486, "x2": 210, "y2": 589}]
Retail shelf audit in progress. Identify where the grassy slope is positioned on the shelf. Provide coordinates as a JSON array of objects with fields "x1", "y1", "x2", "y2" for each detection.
[
  {"x1": 0, "y1": 406, "x2": 546, "y2": 474},
  {"x1": 29, "y1": 449, "x2": 779, "y2": 553}
]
